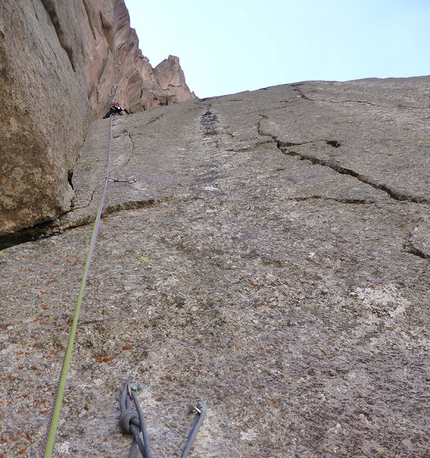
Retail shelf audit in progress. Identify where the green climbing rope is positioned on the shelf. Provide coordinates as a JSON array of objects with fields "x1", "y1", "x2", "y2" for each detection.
[{"x1": 40, "y1": 117, "x2": 113, "y2": 458}]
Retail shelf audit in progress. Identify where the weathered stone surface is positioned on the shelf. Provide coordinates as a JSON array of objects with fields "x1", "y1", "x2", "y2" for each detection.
[
  {"x1": 1, "y1": 77, "x2": 430, "y2": 457},
  {"x1": 0, "y1": 0, "x2": 89, "y2": 236},
  {"x1": 42, "y1": 0, "x2": 195, "y2": 118},
  {"x1": 0, "y1": 0, "x2": 194, "y2": 236},
  {"x1": 154, "y1": 55, "x2": 197, "y2": 104}
]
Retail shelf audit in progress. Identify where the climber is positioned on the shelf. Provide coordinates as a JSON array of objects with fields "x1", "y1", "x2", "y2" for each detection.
[{"x1": 103, "y1": 101, "x2": 130, "y2": 118}]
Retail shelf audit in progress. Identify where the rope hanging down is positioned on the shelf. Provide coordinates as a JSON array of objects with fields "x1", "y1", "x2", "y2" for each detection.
[
  {"x1": 40, "y1": 116, "x2": 208, "y2": 457},
  {"x1": 40, "y1": 117, "x2": 114, "y2": 458}
]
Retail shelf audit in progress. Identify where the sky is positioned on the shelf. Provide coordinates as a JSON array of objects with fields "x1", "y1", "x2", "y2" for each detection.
[{"x1": 125, "y1": 0, "x2": 430, "y2": 99}]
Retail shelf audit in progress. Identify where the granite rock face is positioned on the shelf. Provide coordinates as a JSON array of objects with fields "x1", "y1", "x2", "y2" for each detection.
[
  {"x1": 0, "y1": 0, "x2": 194, "y2": 236},
  {"x1": 0, "y1": 0, "x2": 89, "y2": 236},
  {"x1": 154, "y1": 55, "x2": 197, "y2": 106},
  {"x1": 1, "y1": 76, "x2": 430, "y2": 457},
  {"x1": 95, "y1": 1, "x2": 195, "y2": 117}
]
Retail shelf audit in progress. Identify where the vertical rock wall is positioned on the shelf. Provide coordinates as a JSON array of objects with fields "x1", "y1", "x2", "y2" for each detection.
[
  {"x1": 0, "y1": 0, "x2": 88, "y2": 236},
  {"x1": 0, "y1": 0, "x2": 195, "y2": 236}
]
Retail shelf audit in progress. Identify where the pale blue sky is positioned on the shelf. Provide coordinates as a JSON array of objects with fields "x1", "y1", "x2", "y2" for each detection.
[{"x1": 125, "y1": 0, "x2": 430, "y2": 98}]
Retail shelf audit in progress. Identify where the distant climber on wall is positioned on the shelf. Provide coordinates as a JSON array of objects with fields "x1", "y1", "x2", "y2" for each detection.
[{"x1": 103, "y1": 101, "x2": 130, "y2": 118}]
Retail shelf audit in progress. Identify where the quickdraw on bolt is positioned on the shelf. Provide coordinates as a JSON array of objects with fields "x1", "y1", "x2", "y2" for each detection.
[{"x1": 119, "y1": 378, "x2": 207, "y2": 458}]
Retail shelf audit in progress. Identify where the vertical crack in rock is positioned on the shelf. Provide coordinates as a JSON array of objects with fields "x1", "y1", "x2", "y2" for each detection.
[
  {"x1": 41, "y1": 0, "x2": 76, "y2": 71},
  {"x1": 200, "y1": 107, "x2": 220, "y2": 148},
  {"x1": 67, "y1": 169, "x2": 74, "y2": 191},
  {"x1": 111, "y1": 128, "x2": 135, "y2": 172},
  {"x1": 125, "y1": 130, "x2": 135, "y2": 169},
  {"x1": 82, "y1": 0, "x2": 97, "y2": 41},
  {"x1": 200, "y1": 109, "x2": 219, "y2": 137}
]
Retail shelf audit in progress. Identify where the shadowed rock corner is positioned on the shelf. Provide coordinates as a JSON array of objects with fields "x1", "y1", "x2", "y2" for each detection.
[{"x1": 0, "y1": 0, "x2": 195, "y2": 238}]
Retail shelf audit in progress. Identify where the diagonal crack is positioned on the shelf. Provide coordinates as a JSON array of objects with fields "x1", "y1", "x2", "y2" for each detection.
[
  {"x1": 280, "y1": 144, "x2": 428, "y2": 204},
  {"x1": 0, "y1": 197, "x2": 172, "y2": 250},
  {"x1": 291, "y1": 85, "x2": 314, "y2": 101},
  {"x1": 403, "y1": 240, "x2": 430, "y2": 259},
  {"x1": 257, "y1": 117, "x2": 429, "y2": 204},
  {"x1": 290, "y1": 83, "x2": 381, "y2": 107},
  {"x1": 402, "y1": 217, "x2": 430, "y2": 259},
  {"x1": 287, "y1": 196, "x2": 376, "y2": 205},
  {"x1": 73, "y1": 181, "x2": 100, "y2": 211}
]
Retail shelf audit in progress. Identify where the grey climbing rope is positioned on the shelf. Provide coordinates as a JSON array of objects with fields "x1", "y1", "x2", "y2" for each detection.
[
  {"x1": 119, "y1": 378, "x2": 207, "y2": 457},
  {"x1": 119, "y1": 377, "x2": 152, "y2": 458}
]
